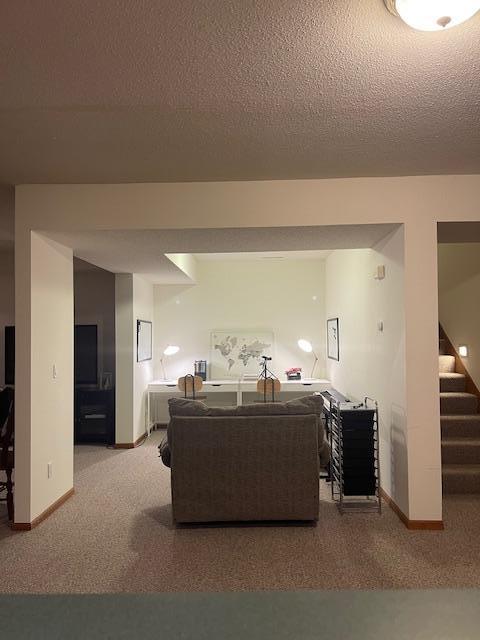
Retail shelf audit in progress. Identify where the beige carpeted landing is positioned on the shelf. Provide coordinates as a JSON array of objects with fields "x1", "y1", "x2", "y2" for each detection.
[{"x1": 1, "y1": 431, "x2": 480, "y2": 593}]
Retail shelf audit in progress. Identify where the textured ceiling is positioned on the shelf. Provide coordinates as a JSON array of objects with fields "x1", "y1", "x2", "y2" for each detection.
[
  {"x1": 1, "y1": 1, "x2": 479, "y2": 185},
  {"x1": 44, "y1": 223, "x2": 398, "y2": 282}
]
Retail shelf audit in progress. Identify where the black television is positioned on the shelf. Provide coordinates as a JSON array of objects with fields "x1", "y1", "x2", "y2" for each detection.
[
  {"x1": 74, "y1": 324, "x2": 98, "y2": 385},
  {"x1": 4, "y1": 325, "x2": 15, "y2": 386}
]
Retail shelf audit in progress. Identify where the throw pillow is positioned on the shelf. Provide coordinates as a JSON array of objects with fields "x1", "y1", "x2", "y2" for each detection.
[{"x1": 168, "y1": 397, "x2": 210, "y2": 417}]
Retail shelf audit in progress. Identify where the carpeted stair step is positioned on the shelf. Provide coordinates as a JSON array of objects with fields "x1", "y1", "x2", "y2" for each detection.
[
  {"x1": 441, "y1": 415, "x2": 480, "y2": 438},
  {"x1": 442, "y1": 464, "x2": 480, "y2": 494},
  {"x1": 439, "y1": 373, "x2": 466, "y2": 393},
  {"x1": 439, "y1": 338, "x2": 447, "y2": 355},
  {"x1": 439, "y1": 355, "x2": 455, "y2": 373},
  {"x1": 441, "y1": 438, "x2": 480, "y2": 465},
  {"x1": 440, "y1": 392, "x2": 478, "y2": 415}
]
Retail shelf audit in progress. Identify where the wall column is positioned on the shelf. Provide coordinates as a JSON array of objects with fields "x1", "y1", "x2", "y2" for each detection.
[
  {"x1": 404, "y1": 219, "x2": 442, "y2": 522},
  {"x1": 115, "y1": 274, "x2": 135, "y2": 445},
  {"x1": 14, "y1": 230, "x2": 74, "y2": 526},
  {"x1": 115, "y1": 274, "x2": 154, "y2": 446}
]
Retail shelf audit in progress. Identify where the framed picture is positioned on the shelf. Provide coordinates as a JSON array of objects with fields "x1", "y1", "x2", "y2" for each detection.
[
  {"x1": 137, "y1": 320, "x2": 152, "y2": 362},
  {"x1": 210, "y1": 330, "x2": 274, "y2": 378},
  {"x1": 327, "y1": 317, "x2": 339, "y2": 361}
]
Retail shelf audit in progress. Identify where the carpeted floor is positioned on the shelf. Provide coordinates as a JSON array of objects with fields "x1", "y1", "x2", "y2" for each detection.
[{"x1": 0, "y1": 430, "x2": 479, "y2": 593}]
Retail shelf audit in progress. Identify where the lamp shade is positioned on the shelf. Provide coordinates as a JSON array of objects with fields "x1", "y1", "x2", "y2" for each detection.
[
  {"x1": 163, "y1": 345, "x2": 180, "y2": 356},
  {"x1": 298, "y1": 339, "x2": 313, "y2": 353},
  {"x1": 389, "y1": 0, "x2": 480, "y2": 31}
]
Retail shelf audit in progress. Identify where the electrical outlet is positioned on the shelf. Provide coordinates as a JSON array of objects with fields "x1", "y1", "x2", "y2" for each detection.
[{"x1": 47, "y1": 462, "x2": 53, "y2": 479}]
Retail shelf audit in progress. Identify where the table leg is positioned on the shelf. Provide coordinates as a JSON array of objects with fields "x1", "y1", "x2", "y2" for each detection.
[{"x1": 146, "y1": 391, "x2": 151, "y2": 437}]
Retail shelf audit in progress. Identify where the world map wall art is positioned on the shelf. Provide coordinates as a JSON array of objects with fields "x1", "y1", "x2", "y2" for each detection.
[{"x1": 210, "y1": 330, "x2": 274, "y2": 378}]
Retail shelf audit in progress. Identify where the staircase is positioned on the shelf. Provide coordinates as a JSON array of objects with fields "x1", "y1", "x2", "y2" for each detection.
[{"x1": 440, "y1": 339, "x2": 480, "y2": 494}]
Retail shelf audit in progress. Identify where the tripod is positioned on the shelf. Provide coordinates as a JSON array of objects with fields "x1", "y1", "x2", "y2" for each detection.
[{"x1": 258, "y1": 356, "x2": 279, "y2": 402}]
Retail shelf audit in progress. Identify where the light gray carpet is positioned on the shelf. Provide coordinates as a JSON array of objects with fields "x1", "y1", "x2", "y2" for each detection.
[{"x1": 0, "y1": 431, "x2": 480, "y2": 593}]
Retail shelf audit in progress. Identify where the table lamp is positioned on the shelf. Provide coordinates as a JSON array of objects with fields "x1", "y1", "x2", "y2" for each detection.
[
  {"x1": 160, "y1": 345, "x2": 180, "y2": 380},
  {"x1": 298, "y1": 339, "x2": 318, "y2": 379}
]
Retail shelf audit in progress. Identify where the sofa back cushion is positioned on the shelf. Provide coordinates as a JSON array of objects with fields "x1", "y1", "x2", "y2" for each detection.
[
  {"x1": 236, "y1": 395, "x2": 324, "y2": 417},
  {"x1": 168, "y1": 394, "x2": 324, "y2": 418},
  {"x1": 168, "y1": 397, "x2": 211, "y2": 417}
]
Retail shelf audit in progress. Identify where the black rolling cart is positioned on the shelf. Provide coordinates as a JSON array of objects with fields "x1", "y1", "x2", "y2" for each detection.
[{"x1": 322, "y1": 392, "x2": 381, "y2": 514}]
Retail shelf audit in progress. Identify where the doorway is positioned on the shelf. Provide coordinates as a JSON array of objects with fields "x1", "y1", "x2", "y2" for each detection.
[
  {"x1": 74, "y1": 258, "x2": 115, "y2": 445},
  {"x1": 438, "y1": 222, "x2": 480, "y2": 496}
]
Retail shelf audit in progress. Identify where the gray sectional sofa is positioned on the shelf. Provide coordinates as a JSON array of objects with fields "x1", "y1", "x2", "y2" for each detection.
[{"x1": 159, "y1": 395, "x2": 329, "y2": 523}]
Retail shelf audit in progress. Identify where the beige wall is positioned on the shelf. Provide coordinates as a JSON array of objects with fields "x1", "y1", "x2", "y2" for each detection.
[
  {"x1": 154, "y1": 258, "x2": 326, "y2": 381},
  {"x1": 115, "y1": 273, "x2": 154, "y2": 444},
  {"x1": 15, "y1": 233, "x2": 73, "y2": 523},
  {"x1": 14, "y1": 175, "x2": 480, "y2": 523},
  {"x1": 0, "y1": 185, "x2": 14, "y2": 248},
  {"x1": 438, "y1": 243, "x2": 480, "y2": 388},
  {"x1": 14, "y1": 176, "x2": 480, "y2": 229},
  {"x1": 403, "y1": 220, "x2": 441, "y2": 522},
  {"x1": 115, "y1": 274, "x2": 134, "y2": 444},
  {"x1": 326, "y1": 228, "x2": 408, "y2": 513}
]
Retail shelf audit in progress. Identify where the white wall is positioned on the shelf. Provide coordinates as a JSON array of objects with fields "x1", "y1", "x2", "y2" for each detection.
[
  {"x1": 438, "y1": 243, "x2": 480, "y2": 388},
  {"x1": 153, "y1": 258, "x2": 326, "y2": 381},
  {"x1": 0, "y1": 250, "x2": 14, "y2": 386},
  {"x1": 74, "y1": 260, "x2": 116, "y2": 384},
  {"x1": 115, "y1": 273, "x2": 154, "y2": 444},
  {"x1": 326, "y1": 228, "x2": 408, "y2": 514},
  {"x1": 15, "y1": 233, "x2": 73, "y2": 523}
]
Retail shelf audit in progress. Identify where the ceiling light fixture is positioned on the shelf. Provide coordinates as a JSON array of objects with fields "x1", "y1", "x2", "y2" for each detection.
[{"x1": 384, "y1": 0, "x2": 480, "y2": 31}]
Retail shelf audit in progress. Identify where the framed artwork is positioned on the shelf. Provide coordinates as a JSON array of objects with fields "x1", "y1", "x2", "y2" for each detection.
[
  {"x1": 210, "y1": 330, "x2": 274, "y2": 378},
  {"x1": 327, "y1": 317, "x2": 339, "y2": 361},
  {"x1": 137, "y1": 319, "x2": 152, "y2": 362}
]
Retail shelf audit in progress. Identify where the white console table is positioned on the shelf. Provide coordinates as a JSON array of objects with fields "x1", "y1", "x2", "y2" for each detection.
[{"x1": 146, "y1": 378, "x2": 331, "y2": 435}]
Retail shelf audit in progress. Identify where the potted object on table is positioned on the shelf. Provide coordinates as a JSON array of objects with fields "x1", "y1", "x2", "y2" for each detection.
[{"x1": 285, "y1": 367, "x2": 302, "y2": 380}]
